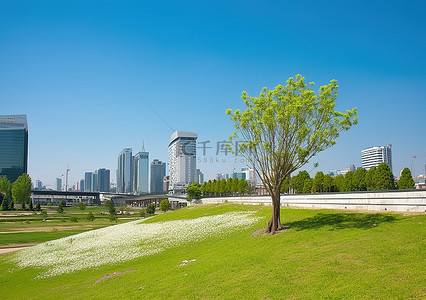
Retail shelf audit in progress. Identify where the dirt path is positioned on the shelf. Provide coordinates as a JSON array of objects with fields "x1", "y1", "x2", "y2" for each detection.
[
  {"x1": 0, "y1": 243, "x2": 38, "y2": 256},
  {"x1": 0, "y1": 225, "x2": 95, "y2": 234}
]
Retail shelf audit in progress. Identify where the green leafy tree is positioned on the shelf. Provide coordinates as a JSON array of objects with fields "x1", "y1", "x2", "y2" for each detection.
[
  {"x1": 79, "y1": 202, "x2": 86, "y2": 210},
  {"x1": 227, "y1": 75, "x2": 358, "y2": 232},
  {"x1": 159, "y1": 199, "x2": 171, "y2": 211},
  {"x1": 280, "y1": 176, "x2": 291, "y2": 193},
  {"x1": 334, "y1": 174, "x2": 346, "y2": 192},
  {"x1": 398, "y1": 168, "x2": 415, "y2": 190},
  {"x1": 86, "y1": 212, "x2": 95, "y2": 221},
  {"x1": 0, "y1": 176, "x2": 12, "y2": 209},
  {"x1": 238, "y1": 179, "x2": 250, "y2": 195},
  {"x1": 146, "y1": 203, "x2": 155, "y2": 215},
  {"x1": 311, "y1": 171, "x2": 325, "y2": 193},
  {"x1": 374, "y1": 163, "x2": 396, "y2": 190},
  {"x1": 104, "y1": 199, "x2": 116, "y2": 215},
  {"x1": 186, "y1": 182, "x2": 202, "y2": 201},
  {"x1": 29, "y1": 200, "x2": 34, "y2": 211},
  {"x1": 323, "y1": 174, "x2": 334, "y2": 192},
  {"x1": 303, "y1": 178, "x2": 313, "y2": 194},
  {"x1": 226, "y1": 178, "x2": 233, "y2": 195},
  {"x1": 291, "y1": 171, "x2": 310, "y2": 194},
  {"x1": 9, "y1": 199, "x2": 14, "y2": 210},
  {"x1": 57, "y1": 201, "x2": 64, "y2": 213},
  {"x1": 352, "y1": 168, "x2": 367, "y2": 191},
  {"x1": 365, "y1": 166, "x2": 377, "y2": 191},
  {"x1": 139, "y1": 208, "x2": 146, "y2": 218},
  {"x1": 232, "y1": 178, "x2": 239, "y2": 195},
  {"x1": 344, "y1": 171, "x2": 354, "y2": 191},
  {"x1": 35, "y1": 202, "x2": 41, "y2": 211},
  {"x1": 12, "y1": 173, "x2": 32, "y2": 207},
  {"x1": 1, "y1": 193, "x2": 8, "y2": 211}
]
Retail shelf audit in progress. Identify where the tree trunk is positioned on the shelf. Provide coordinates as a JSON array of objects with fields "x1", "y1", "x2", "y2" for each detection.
[{"x1": 265, "y1": 192, "x2": 281, "y2": 234}]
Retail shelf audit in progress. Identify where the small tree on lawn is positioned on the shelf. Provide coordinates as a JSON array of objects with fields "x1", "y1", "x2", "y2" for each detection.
[
  {"x1": 57, "y1": 201, "x2": 64, "y2": 213},
  {"x1": 0, "y1": 176, "x2": 12, "y2": 209},
  {"x1": 227, "y1": 75, "x2": 358, "y2": 233},
  {"x1": 146, "y1": 203, "x2": 155, "y2": 215},
  {"x1": 86, "y1": 212, "x2": 95, "y2": 221},
  {"x1": 35, "y1": 202, "x2": 41, "y2": 211},
  {"x1": 159, "y1": 199, "x2": 171, "y2": 211},
  {"x1": 334, "y1": 174, "x2": 346, "y2": 192},
  {"x1": 398, "y1": 168, "x2": 415, "y2": 190},
  {"x1": 104, "y1": 200, "x2": 116, "y2": 215},
  {"x1": 12, "y1": 173, "x2": 32, "y2": 210}
]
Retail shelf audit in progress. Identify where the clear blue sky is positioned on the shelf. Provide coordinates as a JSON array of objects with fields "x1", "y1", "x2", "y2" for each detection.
[{"x1": 1, "y1": 0, "x2": 425, "y2": 188}]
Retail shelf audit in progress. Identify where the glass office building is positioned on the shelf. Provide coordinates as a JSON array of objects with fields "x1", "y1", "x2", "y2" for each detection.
[{"x1": 0, "y1": 115, "x2": 28, "y2": 183}]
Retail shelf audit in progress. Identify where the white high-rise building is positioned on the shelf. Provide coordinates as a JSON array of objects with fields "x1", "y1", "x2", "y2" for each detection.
[
  {"x1": 117, "y1": 148, "x2": 133, "y2": 193},
  {"x1": 361, "y1": 146, "x2": 392, "y2": 173},
  {"x1": 168, "y1": 131, "x2": 197, "y2": 193}
]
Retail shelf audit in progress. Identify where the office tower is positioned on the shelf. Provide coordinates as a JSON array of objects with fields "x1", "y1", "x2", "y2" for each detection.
[
  {"x1": 97, "y1": 168, "x2": 110, "y2": 192},
  {"x1": 168, "y1": 131, "x2": 197, "y2": 193},
  {"x1": 196, "y1": 169, "x2": 204, "y2": 184},
  {"x1": 150, "y1": 159, "x2": 166, "y2": 194},
  {"x1": 361, "y1": 146, "x2": 393, "y2": 173},
  {"x1": 242, "y1": 167, "x2": 256, "y2": 185},
  {"x1": 84, "y1": 172, "x2": 92, "y2": 192},
  {"x1": 56, "y1": 178, "x2": 62, "y2": 191},
  {"x1": 36, "y1": 180, "x2": 43, "y2": 190},
  {"x1": 117, "y1": 148, "x2": 133, "y2": 193},
  {"x1": 133, "y1": 146, "x2": 149, "y2": 194},
  {"x1": 79, "y1": 179, "x2": 85, "y2": 192},
  {"x1": 91, "y1": 171, "x2": 98, "y2": 192},
  {"x1": 0, "y1": 115, "x2": 28, "y2": 183}
]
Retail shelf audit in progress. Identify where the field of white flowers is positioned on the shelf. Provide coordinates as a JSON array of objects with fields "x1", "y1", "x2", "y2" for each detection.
[{"x1": 10, "y1": 211, "x2": 260, "y2": 278}]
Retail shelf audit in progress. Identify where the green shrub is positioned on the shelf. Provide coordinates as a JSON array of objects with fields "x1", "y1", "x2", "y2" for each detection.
[
  {"x1": 79, "y1": 202, "x2": 86, "y2": 210},
  {"x1": 146, "y1": 203, "x2": 155, "y2": 215},
  {"x1": 69, "y1": 217, "x2": 78, "y2": 222},
  {"x1": 87, "y1": 212, "x2": 95, "y2": 221},
  {"x1": 139, "y1": 208, "x2": 146, "y2": 218},
  {"x1": 159, "y1": 199, "x2": 171, "y2": 212}
]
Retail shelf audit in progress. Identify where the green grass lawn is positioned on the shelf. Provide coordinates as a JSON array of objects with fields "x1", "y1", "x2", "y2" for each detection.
[
  {"x1": 0, "y1": 206, "x2": 140, "y2": 245},
  {"x1": 0, "y1": 204, "x2": 424, "y2": 299}
]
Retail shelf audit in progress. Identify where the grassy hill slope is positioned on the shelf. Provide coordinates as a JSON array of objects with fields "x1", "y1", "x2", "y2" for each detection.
[{"x1": 0, "y1": 204, "x2": 425, "y2": 299}]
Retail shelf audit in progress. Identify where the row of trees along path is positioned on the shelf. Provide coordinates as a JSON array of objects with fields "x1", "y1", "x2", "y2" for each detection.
[{"x1": 282, "y1": 164, "x2": 415, "y2": 194}]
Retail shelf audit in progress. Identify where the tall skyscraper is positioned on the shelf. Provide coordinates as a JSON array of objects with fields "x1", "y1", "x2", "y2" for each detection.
[
  {"x1": 84, "y1": 172, "x2": 92, "y2": 192},
  {"x1": 361, "y1": 146, "x2": 393, "y2": 173},
  {"x1": 168, "y1": 131, "x2": 197, "y2": 193},
  {"x1": 79, "y1": 179, "x2": 85, "y2": 192},
  {"x1": 150, "y1": 159, "x2": 166, "y2": 194},
  {"x1": 133, "y1": 146, "x2": 149, "y2": 194},
  {"x1": 196, "y1": 169, "x2": 204, "y2": 184},
  {"x1": 97, "y1": 168, "x2": 110, "y2": 192},
  {"x1": 117, "y1": 148, "x2": 133, "y2": 193},
  {"x1": 56, "y1": 178, "x2": 62, "y2": 191},
  {"x1": 0, "y1": 115, "x2": 28, "y2": 183},
  {"x1": 91, "y1": 171, "x2": 98, "y2": 192}
]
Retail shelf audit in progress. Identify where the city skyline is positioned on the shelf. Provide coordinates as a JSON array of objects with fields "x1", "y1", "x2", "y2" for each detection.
[{"x1": 1, "y1": 1, "x2": 425, "y2": 187}]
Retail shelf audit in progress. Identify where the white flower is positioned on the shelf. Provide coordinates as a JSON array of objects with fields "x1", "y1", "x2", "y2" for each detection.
[{"x1": 10, "y1": 211, "x2": 260, "y2": 278}]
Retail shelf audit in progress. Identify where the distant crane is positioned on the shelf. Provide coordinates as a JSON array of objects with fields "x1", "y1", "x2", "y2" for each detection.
[{"x1": 411, "y1": 155, "x2": 426, "y2": 176}]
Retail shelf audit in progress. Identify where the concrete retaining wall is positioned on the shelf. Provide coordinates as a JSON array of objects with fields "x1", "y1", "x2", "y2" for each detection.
[{"x1": 200, "y1": 190, "x2": 426, "y2": 213}]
